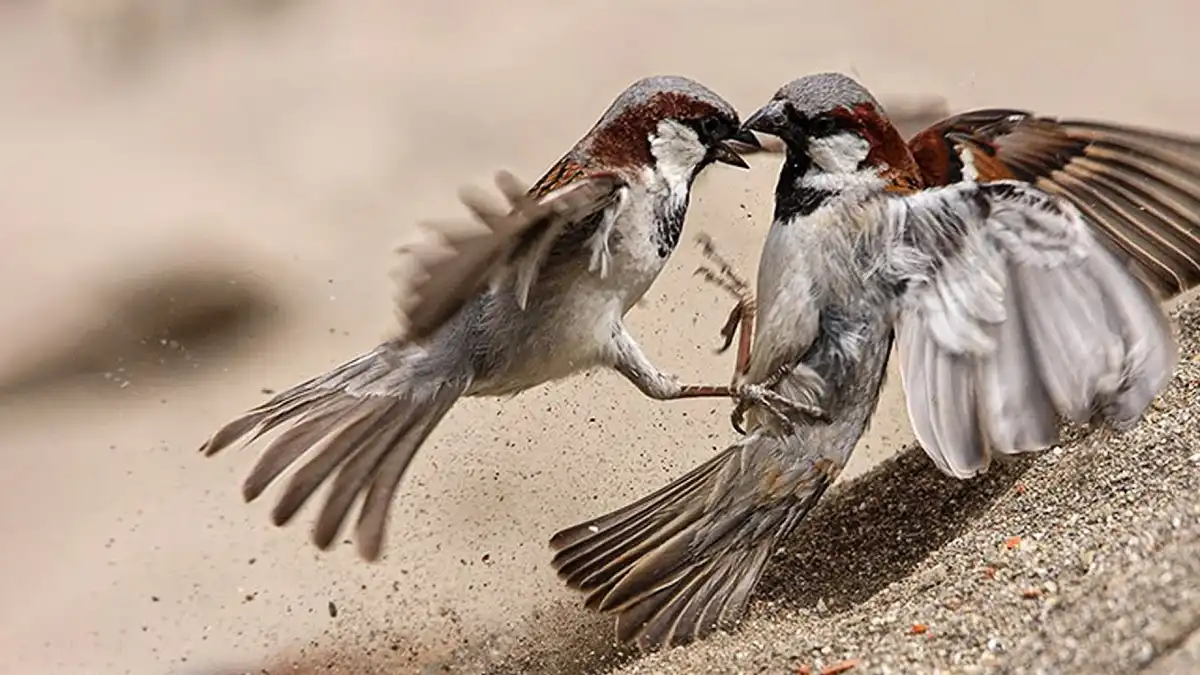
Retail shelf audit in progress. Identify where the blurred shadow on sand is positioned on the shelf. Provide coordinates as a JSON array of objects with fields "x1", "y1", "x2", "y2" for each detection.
[
  {"x1": 0, "y1": 267, "x2": 281, "y2": 400},
  {"x1": 47, "y1": 0, "x2": 312, "y2": 78}
]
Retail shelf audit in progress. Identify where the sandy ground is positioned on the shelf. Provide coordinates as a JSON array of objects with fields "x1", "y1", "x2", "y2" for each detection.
[
  {"x1": 599, "y1": 297, "x2": 1200, "y2": 675},
  {"x1": 1, "y1": 2, "x2": 1198, "y2": 674}
]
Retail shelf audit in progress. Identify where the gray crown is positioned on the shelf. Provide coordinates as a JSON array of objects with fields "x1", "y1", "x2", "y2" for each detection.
[
  {"x1": 596, "y1": 75, "x2": 739, "y2": 127},
  {"x1": 770, "y1": 72, "x2": 882, "y2": 117}
]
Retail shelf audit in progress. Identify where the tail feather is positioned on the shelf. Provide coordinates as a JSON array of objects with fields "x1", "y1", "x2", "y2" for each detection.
[
  {"x1": 304, "y1": 400, "x2": 406, "y2": 543},
  {"x1": 575, "y1": 518, "x2": 691, "y2": 601},
  {"x1": 354, "y1": 386, "x2": 460, "y2": 560},
  {"x1": 617, "y1": 545, "x2": 770, "y2": 650},
  {"x1": 241, "y1": 396, "x2": 358, "y2": 501},
  {"x1": 266, "y1": 399, "x2": 394, "y2": 529},
  {"x1": 550, "y1": 438, "x2": 832, "y2": 651},
  {"x1": 551, "y1": 457, "x2": 727, "y2": 588},
  {"x1": 199, "y1": 345, "x2": 469, "y2": 560}
]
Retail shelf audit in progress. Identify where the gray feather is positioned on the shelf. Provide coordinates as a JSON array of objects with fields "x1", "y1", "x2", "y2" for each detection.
[
  {"x1": 501, "y1": 176, "x2": 626, "y2": 310},
  {"x1": 309, "y1": 399, "x2": 407, "y2": 548},
  {"x1": 392, "y1": 171, "x2": 623, "y2": 340},
  {"x1": 550, "y1": 436, "x2": 835, "y2": 651},
  {"x1": 1012, "y1": 262, "x2": 1115, "y2": 422},
  {"x1": 241, "y1": 395, "x2": 357, "y2": 501},
  {"x1": 198, "y1": 343, "x2": 470, "y2": 561},
  {"x1": 975, "y1": 274, "x2": 1058, "y2": 453},
  {"x1": 889, "y1": 180, "x2": 1178, "y2": 478},
  {"x1": 354, "y1": 382, "x2": 462, "y2": 560}
]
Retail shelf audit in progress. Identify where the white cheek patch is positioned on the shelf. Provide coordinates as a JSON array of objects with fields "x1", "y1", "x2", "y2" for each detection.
[
  {"x1": 807, "y1": 132, "x2": 871, "y2": 174},
  {"x1": 649, "y1": 119, "x2": 707, "y2": 197}
]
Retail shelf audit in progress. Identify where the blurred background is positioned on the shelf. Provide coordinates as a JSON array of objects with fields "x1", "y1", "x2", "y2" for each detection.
[{"x1": 1, "y1": 1, "x2": 1197, "y2": 674}]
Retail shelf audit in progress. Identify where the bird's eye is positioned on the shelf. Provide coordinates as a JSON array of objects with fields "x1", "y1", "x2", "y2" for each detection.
[
  {"x1": 809, "y1": 116, "x2": 838, "y2": 136},
  {"x1": 698, "y1": 116, "x2": 723, "y2": 141}
]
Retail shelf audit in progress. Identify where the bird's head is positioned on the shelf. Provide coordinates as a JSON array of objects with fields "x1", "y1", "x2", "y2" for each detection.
[
  {"x1": 580, "y1": 75, "x2": 758, "y2": 186},
  {"x1": 741, "y1": 72, "x2": 918, "y2": 184}
]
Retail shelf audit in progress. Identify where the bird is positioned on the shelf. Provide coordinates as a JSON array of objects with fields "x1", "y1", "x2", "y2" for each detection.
[
  {"x1": 198, "y1": 75, "x2": 788, "y2": 562},
  {"x1": 548, "y1": 72, "x2": 1195, "y2": 652}
]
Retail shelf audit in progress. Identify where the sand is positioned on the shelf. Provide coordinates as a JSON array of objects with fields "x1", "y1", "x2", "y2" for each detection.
[{"x1": 0, "y1": 2, "x2": 1198, "y2": 674}]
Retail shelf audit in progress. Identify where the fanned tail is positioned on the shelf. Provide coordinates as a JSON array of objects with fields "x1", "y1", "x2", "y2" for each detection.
[
  {"x1": 200, "y1": 344, "x2": 469, "y2": 560},
  {"x1": 549, "y1": 435, "x2": 833, "y2": 651}
]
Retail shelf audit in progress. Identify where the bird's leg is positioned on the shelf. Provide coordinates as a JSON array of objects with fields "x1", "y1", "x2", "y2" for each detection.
[
  {"x1": 727, "y1": 362, "x2": 826, "y2": 434},
  {"x1": 691, "y1": 233, "x2": 830, "y2": 434},
  {"x1": 692, "y1": 233, "x2": 756, "y2": 381},
  {"x1": 610, "y1": 327, "x2": 827, "y2": 434},
  {"x1": 609, "y1": 324, "x2": 737, "y2": 402},
  {"x1": 604, "y1": 236, "x2": 826, "y2": 435}
]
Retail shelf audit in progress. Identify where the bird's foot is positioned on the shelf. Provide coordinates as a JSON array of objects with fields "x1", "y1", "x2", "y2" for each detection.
[{"x1": 729, "y1": 382, "x2": 828, "y2": 435}]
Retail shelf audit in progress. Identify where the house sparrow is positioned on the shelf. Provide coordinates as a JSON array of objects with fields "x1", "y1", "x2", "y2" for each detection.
[
  {"x1": 549, "y1": 72, "x2": 1189, "y2": 651},
  {"x1": 199, "y1": 75, "x2": 788, "y2": 562}
]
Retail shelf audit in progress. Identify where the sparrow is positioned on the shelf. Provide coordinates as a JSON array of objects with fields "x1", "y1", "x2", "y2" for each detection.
[
  {"x1": 198, "y1": 75, "x2": 776, "y2": 562},
  {"x1": 548, "y1": 72, "x2": 1195, "y2": 651}
]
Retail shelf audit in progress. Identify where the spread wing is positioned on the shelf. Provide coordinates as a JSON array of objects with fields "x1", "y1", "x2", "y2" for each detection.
[
  {"x1": 391, "y1": 157, "x2": 628, "y2": 343},
  {"x1": 886, "y1": 180, "x2": 1178, "y2": 478},
  {"x1": 907, "y1": 109, "x2": 1200, "y2": 297}
]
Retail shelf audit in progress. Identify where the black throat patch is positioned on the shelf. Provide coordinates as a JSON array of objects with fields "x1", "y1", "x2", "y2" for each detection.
[
  {"x1": 773, "y1": 149, "x2": 835, "y2": 223},
  {"x1": 651, "y1": 194, "x2": 689, "y2": 258}
]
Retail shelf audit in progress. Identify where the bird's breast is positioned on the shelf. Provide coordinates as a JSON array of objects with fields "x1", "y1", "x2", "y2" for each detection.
[{"x1": 606, "y1": 187, "x2": 679, "y2": 309}]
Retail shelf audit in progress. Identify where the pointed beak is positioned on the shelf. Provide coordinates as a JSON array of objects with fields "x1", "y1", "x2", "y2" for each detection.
[
  {"x1": 740, "y1": 100, "x2": 788, "y2": 138},
  {"x1": 731, "y1": 128, "x2": 762, "y2": 149},
  {"x1": 724, "y1": 127, "x2": 763, "y2": 156},
  {"x1": 708, "y1": 139, "x2": 751, "y2": 169}
]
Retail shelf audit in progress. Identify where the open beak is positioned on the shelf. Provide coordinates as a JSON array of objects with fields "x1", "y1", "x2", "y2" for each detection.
[
  {"x1": 709, "y1": 131, "x2": 757, "y2": 169},
  {"x1": 708, "y1": 141, "x2": 750, "y2": 169}
]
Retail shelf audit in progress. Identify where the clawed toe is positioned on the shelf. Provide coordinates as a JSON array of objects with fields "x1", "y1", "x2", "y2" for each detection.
[
  {"x1": 730, "y1": 397, "x2": 752, "y2": 434},
  {"x1": 730, "y1": 383, "x2": 827, "y2": 434}
]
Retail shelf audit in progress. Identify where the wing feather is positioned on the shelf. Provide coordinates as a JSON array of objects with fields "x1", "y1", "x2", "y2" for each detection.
[
  {"x1": 908, "y1": 109, "x2": 1200, "y2": 297},
  {"x1": 391, "y1": 167, "x2": 626, "y2": 342},
  {"x1": 888, "y1": 180, "x2": 1177, "y2": 478}
]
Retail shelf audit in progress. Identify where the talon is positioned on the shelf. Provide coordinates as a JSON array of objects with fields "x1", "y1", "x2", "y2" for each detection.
[
  {"x1": 695, "y1": 268, "x2": 751, "y2": 353},
  {"x1": 732, "y1": 383, "x2": 826, "y2": 433},
  {"x1": 760, "y1": 399, "x2": 798, "y2": 435},
  {"x1": 731, "y1": 405, "x2": 748, "y2": 435}
]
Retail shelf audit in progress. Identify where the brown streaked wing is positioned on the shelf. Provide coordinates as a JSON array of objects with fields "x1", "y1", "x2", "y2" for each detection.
[
  {"x1": 908, "y1": 109, "x2": 1200, "y2": 298},
  {"x1": 390, "y1": 156, "x2": 625, "y2": 343}
]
